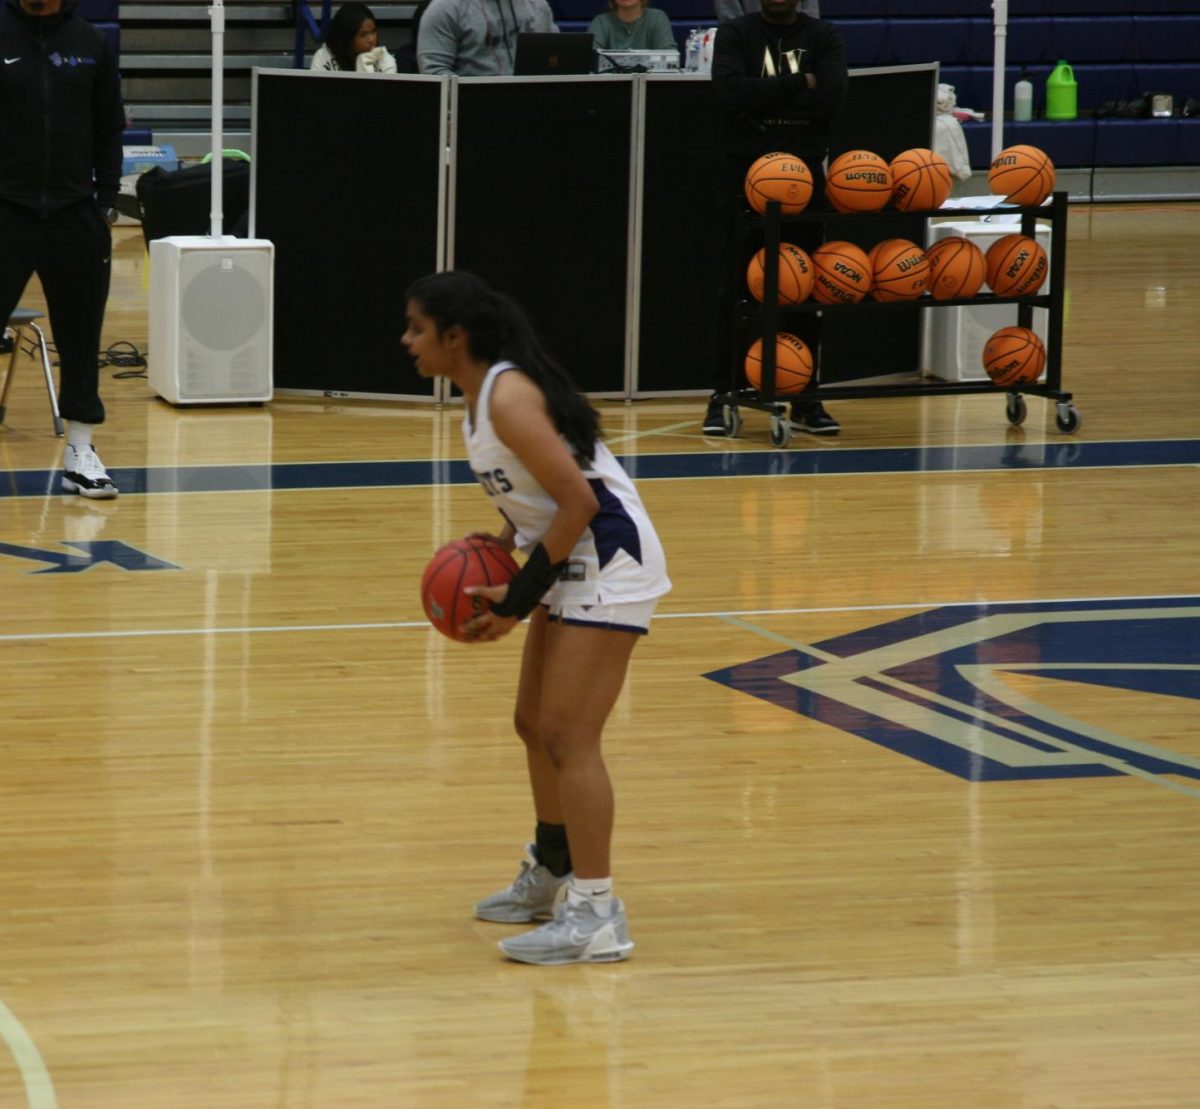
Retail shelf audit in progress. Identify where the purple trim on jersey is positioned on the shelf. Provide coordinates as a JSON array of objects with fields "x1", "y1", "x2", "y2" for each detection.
[
  {"x1": 546, "y1": 614, "x2": 649, "y2": 635},
  {"x1": 586, "y1": 478, "x2": 642, "y2": 569}
]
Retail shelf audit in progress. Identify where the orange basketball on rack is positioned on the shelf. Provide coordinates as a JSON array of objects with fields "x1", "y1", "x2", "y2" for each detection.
[
  {"x1": 982, "y1": 325, "x2": 1046, "y2": 386},
  {"x1": 744, "y1": 332, "x2": 813, "y2": 396},
  {"x1": 925, "y1": 236, "x2": 986, "y2": 299},
  {"x1": 825, "y1": 149, "x2": 892, "y2": 213},
  {"x1": 985, "y1": 234, "x2": 1048, "y2": 297},
  {"x1": 811, "y1": 240, "x2": 872, "y2": 304},
  {"x1": 869, "y1": 238, "x2": 929, "y2": 301},
  {"x1": 744, "y1": 152, "x2": 814, "y2": 215},
  {"x1": 889, "y1": 147, "x2": 953, "y2": 211},
  {"x1": 421, "y1": 537, "x2": 519, "y2": 642},
  {"x1": 988, "y1": 144, "x2": 1056, "y2": 206},
  {"x1": 746, "y1": 243, "x2": 814, "y2": 304}
]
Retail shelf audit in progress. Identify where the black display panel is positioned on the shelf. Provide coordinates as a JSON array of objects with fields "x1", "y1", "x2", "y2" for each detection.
[
  {"x1": 637, "y1": 78, "x2": 725, "y2": 394},
  {"x1": 253, "y1": 72, "x2": 443, "y2": 396},
  {"x1": 637, "y1": 67, "x2": 936, "y2": 392},
  {"x1": 453, "y1": 79, "x2": 633, "y2": 395}
]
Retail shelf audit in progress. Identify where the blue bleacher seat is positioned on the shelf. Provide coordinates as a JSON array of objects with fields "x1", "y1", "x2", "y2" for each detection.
[
  {"x1": 556, "y1": 0, "x2": 599, "y2": 19},
  {"x1": 76, "y1": 0, "x2": 119, "y2": 19},
  {"x1": 886, "y1": 0, "x2": 990, "y2": 15},
  {"x1": 1178, "y1": 120, "x2": 1200, "y2": 164},
  {"x1": 1094, "y1": 119, "x2": 1180, "y2": 166},
  {"x1": 834, "y1": 0, "x2": 888, "y2": 16},
  {"x1": 1001, "y1": 19, "x2": 1056, "y2": 67},
  {"x1": 1134, "y1": 16, "x2": 1200, "y2": 62},
  {"x1": 888, "y1": 19, "x2": 973, "y2": 66},
  {"x1": 838, "y1": 20, "x2": 890, "y2": 68},
  {"x1": 122, "y1": 127, "x2": 153, "y2": 145},
  {"x1": 660, "y1": 0, "x2": 715, "y2": 18},
  {"x1": 961, "y1": 119, "x2": 1096, "y2": 169},
  {"x1": 1051, "y1": 16, "x2": 1135, "y2": 63}
]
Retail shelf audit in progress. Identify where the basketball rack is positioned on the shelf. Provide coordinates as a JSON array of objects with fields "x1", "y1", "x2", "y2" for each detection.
[{"x1": 716, "y1": 190, "x2": 1077, "y2": 448}]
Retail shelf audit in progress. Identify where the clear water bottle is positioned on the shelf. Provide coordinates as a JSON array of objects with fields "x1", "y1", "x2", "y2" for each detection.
[
  {"x1": 1013, "y1": 69, "x2": 1033, "y2": 121},
  {"x1": 685, "y1": 30, "x2": 700, "y2": 73}
]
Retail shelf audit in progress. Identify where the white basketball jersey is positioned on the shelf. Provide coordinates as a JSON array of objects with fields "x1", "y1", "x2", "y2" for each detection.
[{"x1": 464, "y1": 362, "x2": 671, "y2": 606}]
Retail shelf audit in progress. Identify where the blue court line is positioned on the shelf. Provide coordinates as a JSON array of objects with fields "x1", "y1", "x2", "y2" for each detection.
[{"x1": 2, "y1": 438, "x2": 1197, "y2": 498}]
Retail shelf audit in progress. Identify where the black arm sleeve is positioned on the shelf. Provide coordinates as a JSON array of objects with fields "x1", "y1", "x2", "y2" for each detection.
[{"x1": 491, "y1": 543, "x2": 566, "y2": 621}]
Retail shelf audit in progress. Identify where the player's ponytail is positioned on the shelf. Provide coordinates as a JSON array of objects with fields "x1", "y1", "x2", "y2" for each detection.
[{"x1": 406, "y1": 271, "x2": 602, "y2": 463}]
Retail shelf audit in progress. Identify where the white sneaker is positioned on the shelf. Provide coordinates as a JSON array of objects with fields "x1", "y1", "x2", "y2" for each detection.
[
  {"x1": 62, "y1": 444, "x2": 118, "y2": 499},
  {"x1": 475, "y1": 844, "x2": 570, "y2": 923},
  {"x1": 498, "y1": 897, "x2": 634, "y2": 966}
]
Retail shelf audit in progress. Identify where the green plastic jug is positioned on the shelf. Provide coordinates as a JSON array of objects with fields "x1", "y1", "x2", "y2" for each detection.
[{"x1": 1046, "y1": 60, "x2": 1077, "y2": 121}]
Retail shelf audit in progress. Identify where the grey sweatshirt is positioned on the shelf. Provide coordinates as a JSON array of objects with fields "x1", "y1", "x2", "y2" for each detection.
[{"x1": 418, "y1": 0, "x2": 558, "y2": 76}]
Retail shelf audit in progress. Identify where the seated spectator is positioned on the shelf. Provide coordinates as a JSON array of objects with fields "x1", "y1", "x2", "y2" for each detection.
[
  {"x1": 589, "y1": 0, "x2": 676, "y2": 52},
  {"x1": 311, "y1": 3, "x2": 398, "y2": 73},
  {"x1": 715, "y1": 0, "x2": 818, "y2": 20},
  {"x1": 418, "y1": 0, "x2": 558, "y2": 76}
]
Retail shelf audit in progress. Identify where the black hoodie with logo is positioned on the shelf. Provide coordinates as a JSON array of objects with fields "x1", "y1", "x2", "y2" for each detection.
[
  {"x1": 712, "y1": 12, "x2": 847, "y2": 189},
  {"x1": 0, "y1": 0, "x2": 124, "y2": 214}
]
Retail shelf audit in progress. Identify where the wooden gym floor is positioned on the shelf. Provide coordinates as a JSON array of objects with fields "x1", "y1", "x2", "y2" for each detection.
[{"x1": 0, "y1": 204, "x2": 1198, "y2": 1107}]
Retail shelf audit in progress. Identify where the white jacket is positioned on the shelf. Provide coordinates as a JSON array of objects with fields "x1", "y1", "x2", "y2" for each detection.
[{"x1": 310, "y1": 44, "x2": 398, "y2": 73}]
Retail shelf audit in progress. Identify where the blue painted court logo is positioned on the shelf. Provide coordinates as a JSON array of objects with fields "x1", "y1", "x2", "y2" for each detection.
[{"x1": 705, "y1": 597, "x2": 1200, "y2": 785}]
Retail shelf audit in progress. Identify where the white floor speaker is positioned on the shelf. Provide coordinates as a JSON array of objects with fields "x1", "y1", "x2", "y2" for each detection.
[
  {"x1": 148, "y1": 236, "x2": 274, "y2": 404},
  {"x1": 922, "y1": 220, "x2": 1051, "y2": 383}
]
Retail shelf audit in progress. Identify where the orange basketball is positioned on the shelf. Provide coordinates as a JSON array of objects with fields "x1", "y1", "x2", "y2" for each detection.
[
  {"x1": 982, "y1": 326, "x2": 1046, "y2": 387},
  {"x1": 746, "y1": 243, "x2": 814, "y2": 304},
  {"x1": 985, "y1": 234, "x2": 1048, "y2": 297},
  {"x1": 825, "y1": 149, "x2": 892, "y2": 213},
  {"x1": 988, "y1": 144, "x2": 1056, "y2": 206},
  {"x1": 420, "y1": 537, "x2": 520, "y2": 642},
  {"x1": 744, "y1": 152, "x2": 814, "y2": 215},
  {"x1": 744, "y1": 332, "x2": 813, "y2": 396},
  {"x1": 869, "y1": 238, "x2": 929, "y2": 301},
  {"x1": 811, "y1": 240, "x2": 872, "y2": 304},
  {"x1": 889, "y1": 147, "x2": 953, "y2": 211},
  {"x1": 925, "y1": 237, "x2": 986, "y2": 299}
]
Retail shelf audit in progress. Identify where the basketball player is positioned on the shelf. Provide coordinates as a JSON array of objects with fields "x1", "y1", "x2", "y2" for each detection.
[
  {"x1": 703, "y1": 0, "x2": 847, "y2": 437},
  {"x1": 0, "y1": 0, "x2": 124, "y2": 496},
  {"x1": 402, "y1": 271, "x2": 671, "y2": 965}
]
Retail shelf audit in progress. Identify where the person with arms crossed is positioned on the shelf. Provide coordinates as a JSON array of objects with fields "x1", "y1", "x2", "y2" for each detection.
[
  {"x1": 417, "y1": 0, "x2": 557, "y2": 76},
  {"x1": 703, "y1": 0, "x2": 846, "y2": 437},
  {"x1": 0, "y1": 0, "x2": 124, "y2": 496},
  {"x1": 402, "y1": 270, "x2": 671, "y2": 965}
]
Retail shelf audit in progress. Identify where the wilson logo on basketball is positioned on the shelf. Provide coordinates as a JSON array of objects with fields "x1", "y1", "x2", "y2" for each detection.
[
  {"x1": 816, "y1": 276, "x2": 856, "y2": 302},
  {"x1": 844, "y1": 171, "x2": 889, "y2": 184},
  {"x1": 897, "y1": 256, "x2": 922, "y2": 272}
]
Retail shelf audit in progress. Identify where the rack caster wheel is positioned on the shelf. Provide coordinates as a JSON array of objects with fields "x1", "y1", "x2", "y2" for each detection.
[
  {"x1": 1005, "y1": 393, "x2": 1027, "y2": 426},
  {"x1": 769, "y1": 415, "x2": 793, "y2": 448},
  {"x1": 1054, "y1": 403, "x2": 1082, "y2": 434},
  {"x1": 722, "y1": 404, "x2": 742, "y2": 438}
]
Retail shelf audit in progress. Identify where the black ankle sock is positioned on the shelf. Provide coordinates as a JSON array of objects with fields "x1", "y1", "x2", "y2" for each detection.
[{"x1": 535, "y1": 821, "x2": 572, "y2": 877}]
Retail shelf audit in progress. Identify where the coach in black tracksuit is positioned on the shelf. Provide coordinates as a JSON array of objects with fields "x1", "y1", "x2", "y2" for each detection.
[
  {"x1": 703, "y1": 0, "x2": 847, "y2": 436},
  {"x1": 0, "y1": 0, "x2": 123, "y2": 497}
]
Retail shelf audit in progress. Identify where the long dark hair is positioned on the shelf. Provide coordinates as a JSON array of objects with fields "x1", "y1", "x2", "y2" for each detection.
[
  {"x1": 325, "y1": 3, "x2": 377, "y2": 72},
  {"x1": 407, "y1": 271, "x2": 602, "y2": 463}
]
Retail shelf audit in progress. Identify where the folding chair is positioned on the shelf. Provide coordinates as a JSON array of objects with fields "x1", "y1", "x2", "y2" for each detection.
[{"x1": 0, "y1": 307, "x2": 64, "y2": 437}]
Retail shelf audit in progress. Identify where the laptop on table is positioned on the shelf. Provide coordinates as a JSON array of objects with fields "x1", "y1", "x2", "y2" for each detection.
[{"x1": 513, "y1": 33, "x2": 594, "y2": 77}]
